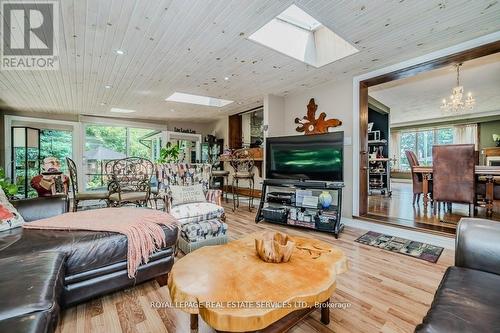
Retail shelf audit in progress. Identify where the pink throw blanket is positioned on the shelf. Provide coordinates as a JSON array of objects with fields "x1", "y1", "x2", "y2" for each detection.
[{"x1": 23, "y1": 207, "x2": 178, "y2": 278}]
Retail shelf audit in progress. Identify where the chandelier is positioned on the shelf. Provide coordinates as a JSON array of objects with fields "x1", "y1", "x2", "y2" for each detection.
[{"x1": 440, "y1": 63, "x2": 475, "y2": 113}]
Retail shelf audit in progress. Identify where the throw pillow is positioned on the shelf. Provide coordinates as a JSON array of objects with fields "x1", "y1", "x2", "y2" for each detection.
[
  {"x1": 0, "y1": 187, "x2": 25, "y2": 231},
  {"x1": 170, "y1": 184, "x2": 207, "y2": 207}
]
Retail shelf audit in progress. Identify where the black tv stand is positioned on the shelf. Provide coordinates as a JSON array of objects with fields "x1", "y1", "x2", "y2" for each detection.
[{"x1": 256, "y1": 179, "x2": 344, "y2": 238}]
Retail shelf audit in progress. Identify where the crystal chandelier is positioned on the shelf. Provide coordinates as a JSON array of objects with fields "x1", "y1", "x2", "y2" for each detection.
[{"x1": 440, "y1": 63, "x2": 475, "y2": 113}]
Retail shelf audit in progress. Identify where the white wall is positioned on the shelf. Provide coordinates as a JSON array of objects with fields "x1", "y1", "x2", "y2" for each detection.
[
  {"x1": 264, "y1": 95, "x2": 285, "y2": 138},
  {"x1": 264, "y1": 80, "x2": 353, "y2": 217},
  {"x1": 167, "y1": 121, "x2": 218, "y2": 137},
  {"x1": 212, "y1": 117, "x2": 229, "y2": 150}
]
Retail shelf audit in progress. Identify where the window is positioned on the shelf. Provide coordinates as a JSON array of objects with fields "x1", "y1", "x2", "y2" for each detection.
[
  {"x1": 40, "y1": 129, "x2": 73, "y2": 174},
  {"x1": 83, "y1": 124, "x2": 158, "y2": 190},
  {"x1": 398, "y1": 127, "x2": 454, "y2": 171}
]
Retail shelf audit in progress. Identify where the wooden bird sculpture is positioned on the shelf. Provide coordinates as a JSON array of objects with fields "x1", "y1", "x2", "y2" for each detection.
[{"x1": 294, "y1": 98, "x2": 342, "y2": 135}]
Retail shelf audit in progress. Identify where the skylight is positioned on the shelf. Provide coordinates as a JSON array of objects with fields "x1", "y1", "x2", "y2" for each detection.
[
  {"x1": 110, "y1": 107, "x2": 136, "y2": 113},
  {"x1": 276, "y1": 4, "x2": 322, "y2": 31},
  {"x1": 249, "y1": 4, "x2": 358, "y2": 68},
  {"x1": 165, "y1": 92, "x2": 233, "y2": 107}
]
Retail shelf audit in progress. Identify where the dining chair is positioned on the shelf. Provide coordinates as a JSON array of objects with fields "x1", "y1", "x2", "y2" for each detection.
[
  {"x1": 66, "y1": 157, "x2": 109, "y2": 212},
  {"x1": 405, "y1": 150, "x2": 432, "y2": 205},
  {"x1": 432, "y1": 144, "x2": 476, "y2": 216},
  {"x1": 209, "y1": 155, "x2": 230, "y2": 203},
  {"x1": 229, "y1": 148, "x2": 255, "y2": 212},
  {"x1": 107, "y1": 157, "x2": 154, "y2": 207}
]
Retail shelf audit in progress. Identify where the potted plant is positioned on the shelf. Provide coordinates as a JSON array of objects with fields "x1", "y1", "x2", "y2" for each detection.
[
  {"x1": 0, "y1": 167, "x2": 18, "y2": 198},
  {"x1": 158, "y1": 142, "x2": 181, "y2": 163},
  {"x1": 493, "y1": 134, "x2": 500, "y2": 147}
]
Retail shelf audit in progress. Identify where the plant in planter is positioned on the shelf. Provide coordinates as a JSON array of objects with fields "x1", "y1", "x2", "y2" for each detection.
[
  {"x1": 0, "y1": 167, "x2": 18, "y2": 197},
  {"x1": 158, "y1": 142, "x2": 181, "y2": 163},
  {"x1": 493, "y1": 134, "x2": 500, "y2": 147}
]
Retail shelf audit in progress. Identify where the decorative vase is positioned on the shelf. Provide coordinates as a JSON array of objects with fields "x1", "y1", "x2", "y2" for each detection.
[
  {"x1": 255, "y1": 232, "x2": 295, "y2": 263},
  {"x1": 318, "y1": 191, "x2": 333, "y2": 209}
]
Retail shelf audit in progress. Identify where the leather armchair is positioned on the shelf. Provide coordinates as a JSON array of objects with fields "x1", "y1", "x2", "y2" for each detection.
[
  {"x1": 405, "y1": 150, "x2": 432, "y2": 205},
  {"x1": 455, "y1": 218, "x2": 500, "y2": 276},
  {"x1": 415, "y1": 218, "x2": 500, "y2": 332},
  {"x1": 432, "y1": 144, "x2": 476, "y2": 215}
]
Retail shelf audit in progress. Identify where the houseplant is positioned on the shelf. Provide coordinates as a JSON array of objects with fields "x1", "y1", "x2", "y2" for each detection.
[
  {"x1": 0, "y1": 167, "x2": 18, "y2": 197},
  {"x1": 493, "y1": 134, "x2": 500, "y2": 147},
  {"x1": 158, "y1": 142, "x2": 180, "y2": 163}
]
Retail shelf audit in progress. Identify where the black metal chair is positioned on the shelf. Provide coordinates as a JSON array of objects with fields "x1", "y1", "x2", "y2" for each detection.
[
  {"x1": 66, "y1": 157, "x2": 109, "y2": 212},
  {"x1": 108, "y1": 157, "x2": 154, "y2": 207}
]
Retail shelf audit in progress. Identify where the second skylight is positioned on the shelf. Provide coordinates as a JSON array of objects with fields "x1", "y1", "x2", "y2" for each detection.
[{"x1": 165, "y1": 92, "x2": 233, "y2": 107}]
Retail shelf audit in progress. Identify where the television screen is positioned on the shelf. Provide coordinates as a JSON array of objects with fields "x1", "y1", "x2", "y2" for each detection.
[{"x1": 266, "y1": 132, "x2": 343, "y2": 182}]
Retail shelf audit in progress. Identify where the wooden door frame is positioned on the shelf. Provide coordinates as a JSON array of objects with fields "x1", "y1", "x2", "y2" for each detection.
[{"x1": 354, "y1": 37, "x2": 500, "y2": 217}]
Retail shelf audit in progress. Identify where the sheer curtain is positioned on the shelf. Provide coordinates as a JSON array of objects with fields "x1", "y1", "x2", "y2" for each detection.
[
  {"x1": 390, "y1": 130, "x2": 401, "y2": 170},
  {"x1": 453, "y1": 124, "x2": 478, "y2": 149}
]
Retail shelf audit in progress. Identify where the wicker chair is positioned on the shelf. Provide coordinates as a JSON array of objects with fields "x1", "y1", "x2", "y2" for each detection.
[
  {"x1": 66, "y1": 157, "x2": 109, "y2": 212},
  {"x1": 108, "y1": 157, "x2": 154, "y2": 207}
]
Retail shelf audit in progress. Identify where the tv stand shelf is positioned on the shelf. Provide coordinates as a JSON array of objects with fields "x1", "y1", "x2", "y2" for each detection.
[{"x1": 255, "y1": 179, "x2": 344, "y2": 238}]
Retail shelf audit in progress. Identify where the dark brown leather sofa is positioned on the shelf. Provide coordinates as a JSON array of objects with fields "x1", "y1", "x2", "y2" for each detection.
[
  {"x1": 0, "y1": 196, "x2": 178, "y2": 333},
  {"x1": 415, "y1": 218, "x2": 500, "y2": 333}
]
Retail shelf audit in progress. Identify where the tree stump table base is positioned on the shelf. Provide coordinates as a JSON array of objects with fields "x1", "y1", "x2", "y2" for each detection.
[{"x1": 189, "y1": 299, "x2": 331, "y2": 333}]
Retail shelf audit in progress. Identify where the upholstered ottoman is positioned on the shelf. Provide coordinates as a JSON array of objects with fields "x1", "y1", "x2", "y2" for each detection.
[{"x1": 170, "y1": 202, "x2": 228, "y2": 253}]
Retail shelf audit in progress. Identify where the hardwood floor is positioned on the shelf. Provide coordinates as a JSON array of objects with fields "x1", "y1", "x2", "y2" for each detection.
[
  {"x1": 368, "y1": 181, "x2": 500, "y2": 235},
  {"x1": 58, "y1": 202, "x2": 454, "y2": 333}
]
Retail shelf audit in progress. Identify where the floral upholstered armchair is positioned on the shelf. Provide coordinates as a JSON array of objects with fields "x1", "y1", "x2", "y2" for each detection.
[
  {"x1": 157, "y1": 163, "x2": 222, "y2": 211},
  {"x1": 156, "y1": 163, "x2": 227, "y2": 253}
]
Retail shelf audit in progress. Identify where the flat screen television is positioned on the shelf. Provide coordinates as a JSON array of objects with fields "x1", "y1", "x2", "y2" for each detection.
[{"x1": 266, "y1": 132, "x2": 343, "y2": 182}]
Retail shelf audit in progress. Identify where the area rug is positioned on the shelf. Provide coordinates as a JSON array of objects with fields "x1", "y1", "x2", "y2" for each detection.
[{"x1": 354, "y1": 231, "x2": 444, "y2": 263}]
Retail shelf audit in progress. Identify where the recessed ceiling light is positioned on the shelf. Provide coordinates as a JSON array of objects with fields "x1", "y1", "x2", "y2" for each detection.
[
  {"x1": 170, "y1": 109, "x2": 175, "y2": 112},
  {"x1": 104, "y1": 85, "x2": 112, "y2": 89},
  {"x1": 110, "y1": 107, "x2": 136, "y2": 113},
  {"x1": 115, "y1": 49, "x2": 125, "y2": 55},
  {"x1": 224, "y1": 77, "x2": 229, "y2": 81},
  {"x1": 100, "y1": 102, "x2": 107, "y2": 106},
  {"x1": 165, "y1": 92, "x2": 233, "y2": 107}
]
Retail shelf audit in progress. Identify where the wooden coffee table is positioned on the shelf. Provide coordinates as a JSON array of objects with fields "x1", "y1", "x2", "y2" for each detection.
[{"x1": 168, "y1": 233, "x2": 348, "y2": 332}]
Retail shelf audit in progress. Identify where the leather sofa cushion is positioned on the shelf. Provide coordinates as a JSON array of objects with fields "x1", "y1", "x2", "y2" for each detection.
[
  {"x1": 0, "y1": 253, "x2": 65, "y2": 321},
  {"x1": 0, "y1": 312, "x2": 57, "y2": 333},
  {"x1": 0, "y1": 224, "x2": 178, "y2": 276},
  {"x1": 415, "y1": 266, "x2": 500, "y2": 332}
]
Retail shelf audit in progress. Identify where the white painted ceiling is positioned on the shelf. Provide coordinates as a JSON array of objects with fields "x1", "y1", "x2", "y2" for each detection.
[
  {"x1": 0, "y1": 0, "x2": 499, "y2": 121},
  {"x1": 370, "y1": 52, "x2": 500, "y2": 125}
]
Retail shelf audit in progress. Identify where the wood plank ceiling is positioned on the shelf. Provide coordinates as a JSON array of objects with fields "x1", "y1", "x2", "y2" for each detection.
[{"x1": 0, "y1": 0, "x2": 499, "y2": 121}]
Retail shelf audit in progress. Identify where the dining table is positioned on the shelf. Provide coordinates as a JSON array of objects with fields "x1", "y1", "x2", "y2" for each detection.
[{"x1": 412, "y1": 165, "x2": 500, "y2": 216}]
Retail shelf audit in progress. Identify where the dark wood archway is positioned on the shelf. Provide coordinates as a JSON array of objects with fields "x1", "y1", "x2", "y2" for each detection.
[{"x1": 358, "y1": 40, "x2": 500, "y2": 221}]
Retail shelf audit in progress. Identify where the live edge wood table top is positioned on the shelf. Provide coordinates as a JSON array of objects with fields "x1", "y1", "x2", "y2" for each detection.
[{"x1": 167, "y1": 233, "x2": 348, "y2": 332}]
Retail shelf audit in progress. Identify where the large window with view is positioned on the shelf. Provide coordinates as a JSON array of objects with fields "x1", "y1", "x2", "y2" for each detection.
[
  {"x1": 398, "y1": 127, "x2": 453, "y2": 171},
  {"x1": 84, "y1": 124, "x2": 158, "y2": 190}
]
